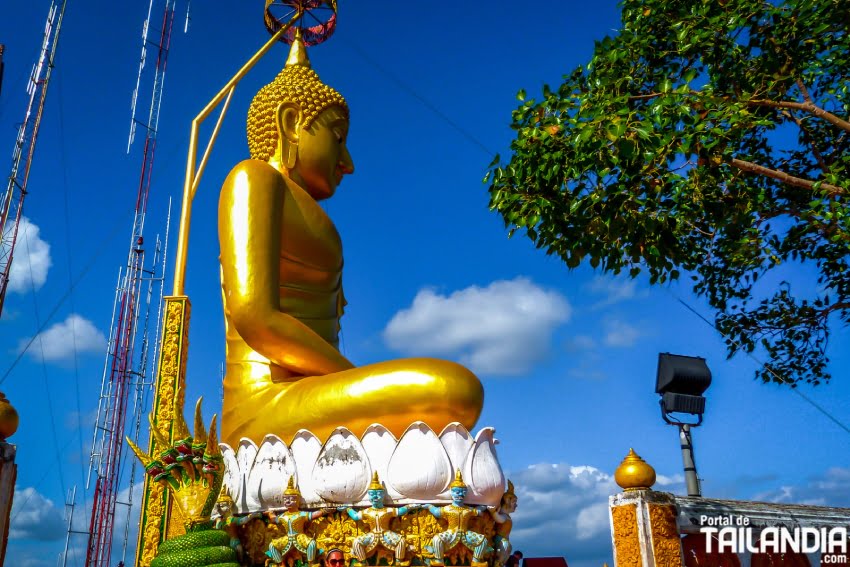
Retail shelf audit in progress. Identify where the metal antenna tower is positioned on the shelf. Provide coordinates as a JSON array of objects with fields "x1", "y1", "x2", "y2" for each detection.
[
  {"x1": 84, "y1": 1, "x2": 181, "y2": 564},
  {"x1": 0, "y1": 0, "x2": 67, "y2": 316}
]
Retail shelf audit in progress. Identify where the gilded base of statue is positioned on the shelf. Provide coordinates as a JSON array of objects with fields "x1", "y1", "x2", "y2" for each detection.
[{"x1": 233, "y1": 510, "x2": 498, "y2": 567}]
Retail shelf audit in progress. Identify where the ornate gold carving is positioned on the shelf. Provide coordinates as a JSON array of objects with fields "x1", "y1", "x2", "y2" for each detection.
[
  {"x1": 135, "y1": 297, "x2": 191, "y2": 567},
  {"x1": 611, "y1": 504, "x2": 642, "y2": 567},
  {"x1": 236, "y1": 510, "x2": 497, "y2": 566},
  {"x1": 648, "y1": 504, "x2": 682, "y2": 567}
]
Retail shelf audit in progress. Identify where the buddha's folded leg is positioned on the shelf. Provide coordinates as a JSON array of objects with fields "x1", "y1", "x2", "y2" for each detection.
[{"x1": 223, "y1": 357, "x2": 483, "y2": 444}]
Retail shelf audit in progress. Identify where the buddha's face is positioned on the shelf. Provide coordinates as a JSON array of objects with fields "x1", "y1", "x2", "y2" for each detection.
[
  {"x1": 367, "y1": 488, "x2": 385, "y2": 508},
  {"x1": 285, "y1": 104, "x2": 354, "y2": 200}
]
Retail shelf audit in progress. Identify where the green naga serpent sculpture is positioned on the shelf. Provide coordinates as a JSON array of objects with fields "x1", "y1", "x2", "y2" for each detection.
[{"x1": 128, "y1": 399, "x2": 240, "y2": 567}]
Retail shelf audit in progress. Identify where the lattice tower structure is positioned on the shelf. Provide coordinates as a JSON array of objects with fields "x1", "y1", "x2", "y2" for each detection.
[
  {"x1": 0, "y1": 0, "x2": 67, "y2": 316},
  {"x1": 85, "y1": 1, "x2": 177, "y2": 565}
]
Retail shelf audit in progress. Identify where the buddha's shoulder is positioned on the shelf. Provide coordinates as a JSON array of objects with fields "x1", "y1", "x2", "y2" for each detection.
[{"x1": 223, "y1": 159, "x2": 286, "y2": 191}]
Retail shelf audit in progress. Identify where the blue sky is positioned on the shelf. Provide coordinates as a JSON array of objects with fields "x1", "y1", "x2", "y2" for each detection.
[{"x1": 1, "y1": 1, "x2": 849, "y2": 566}]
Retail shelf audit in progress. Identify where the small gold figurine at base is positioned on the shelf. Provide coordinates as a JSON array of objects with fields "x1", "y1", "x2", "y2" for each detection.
[
  {"x1": 425, "y1": 471, "x2": 493, "y2": 567},
  {"x1": 265, "y1": 477, "x2": 333, "y2": 566},
  {"x1": 216, "y1": 486, "x2": 263, "y2": 564},
  {"x1": 341, "y1": 473, "x2": 421, "y2": 566},
  {"x1": 489, "y1": 481, "x2": 517, "y2": 567}
]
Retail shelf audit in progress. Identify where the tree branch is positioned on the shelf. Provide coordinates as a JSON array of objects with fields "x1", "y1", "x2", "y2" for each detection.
[
  {"x1": 781, "y1": 109, "x2": 829, "y2": 172},
  {"x1": 728, "y1": 158, "x2": 846, "y2": 195},
  {"x1": 748, "y1": 98, "x2": 850, "y2": 133},
  {"x1": 796, "y1": 79, "x2": 814, "y2": 104}
]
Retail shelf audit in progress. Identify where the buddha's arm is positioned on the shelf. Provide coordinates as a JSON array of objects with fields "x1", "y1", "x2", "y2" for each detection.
[{"x1": 219, "y1": 160, "x2": 354, "y2": 376}]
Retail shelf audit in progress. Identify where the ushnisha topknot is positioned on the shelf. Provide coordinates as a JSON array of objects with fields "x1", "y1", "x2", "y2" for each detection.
[{"x1": 247, "y1": 29, "x2": 348, "y2": 161}]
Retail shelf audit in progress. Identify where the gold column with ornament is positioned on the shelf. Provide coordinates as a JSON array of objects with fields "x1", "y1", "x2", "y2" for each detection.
[
  {"x1": 135, "y1": 296, "x2": 191, "y2": 566},
  {"x1": 609, "y1": 449, "x2": 683, "y2": 567}
]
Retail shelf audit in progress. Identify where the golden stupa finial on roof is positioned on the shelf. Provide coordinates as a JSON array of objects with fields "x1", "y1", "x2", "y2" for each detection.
[
  {"x1": 0, "y1": 392, "x2": 19, "y2": 440},
  {"x1": 285, "y1": 28, "x2": 311, "y2": 68},
  {"x1": 614, "y1": 448, "x2": 657, "y2": 491}
]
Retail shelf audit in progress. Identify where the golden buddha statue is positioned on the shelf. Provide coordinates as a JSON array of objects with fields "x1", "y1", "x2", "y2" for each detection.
[{"x1": 219, "y1": 31, "x2": 484, "y2": 446}]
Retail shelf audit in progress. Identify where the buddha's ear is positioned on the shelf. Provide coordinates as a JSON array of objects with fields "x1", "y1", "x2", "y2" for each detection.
[{"x1": 275, "y1": 101, "x2": 302, "y2": 145}]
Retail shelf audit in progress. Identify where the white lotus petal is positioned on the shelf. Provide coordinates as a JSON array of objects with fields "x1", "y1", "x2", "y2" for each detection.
[
  {"x1": 439, "y1": 422, "x2": 473, "y2": 477},
  {"x1": 246, "y1": 434, "x2": 296, "y2": 511},
  {"x1": 388, "y1": 422, "x2": 452, "y2": 499},
  {"x1": 235, "y1": 438, "x2": 258, "y2": 513},
  {"x1": 313, "y1": 427, "x2": 371, "y2": 503},
  {"x1": 219, "y1": 443, "x2": 240, "y2": 512},
  {"x1": 291, "y1": 429, "x2": 322, "y2": 506},
  {"x1": 437, "y1": 423, "x2": 473, "y2": 500},
  {"x1": 361, "y1": 424, "x2": 400, "y2": 503},
  {"x1": 463, "y1": 427, "x2": 505, "y2": 506}
]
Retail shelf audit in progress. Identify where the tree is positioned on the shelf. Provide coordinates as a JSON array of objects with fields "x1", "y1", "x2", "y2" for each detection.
[{"x1": 486, "y1": 0, "x2": 849, "y2": 386}]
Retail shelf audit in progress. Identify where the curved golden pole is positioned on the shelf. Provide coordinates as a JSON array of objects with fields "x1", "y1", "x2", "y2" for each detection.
[{"x1": 172, "y1": 10, "x2": 304, "y2": 296}]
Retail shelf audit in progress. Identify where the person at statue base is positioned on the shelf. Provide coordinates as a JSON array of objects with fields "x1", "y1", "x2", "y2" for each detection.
[
  {"x1": 342, "y1": 472, "x2": 420, "y2": 566},
  {"x1": 324, "y1": 548, "x2": 346, "y2": 567},
  {"x1": 218, "y1": 29, "x2": 484, "y2": 447},
  {"x1": 425, "y1": 470, "x2": 492, "y2": 567},
  {"x1": 266, "y1": 476, "x2": 332, "y2": 567}
]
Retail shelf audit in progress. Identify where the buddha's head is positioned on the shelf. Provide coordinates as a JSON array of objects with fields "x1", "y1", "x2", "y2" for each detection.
[{"x1": 248, "y1": 30, "x2": 354, "y2": 201}]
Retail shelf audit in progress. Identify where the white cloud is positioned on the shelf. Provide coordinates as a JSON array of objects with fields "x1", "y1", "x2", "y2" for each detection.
[
  {"x1": 753, "y1": 467, "x2": 850, "y2": 507},
  {"x1": 508, "y1": 463, "x2": 616, "y2": 564},
  {"x1": 6, "y1": 217, "x2": 51, "y2": 294},
  {"x1": 383, "y1": 278, "x2": 570, "y2": 376},
  {"x1": 19, "y1": 313, "x2": 106, "y2": 364},
  {"x1": 9, "y1": 486, "x2": 66, "y2": 541},
  {"x1": 586, "y1": 276, "x2": 643, "y2": 308},
  {"x1": 506, "y1": 462, "x2": 686, "y2": 566},
  {"x1": 603, "y1": 318, "x2": 641, "y2": 347}
]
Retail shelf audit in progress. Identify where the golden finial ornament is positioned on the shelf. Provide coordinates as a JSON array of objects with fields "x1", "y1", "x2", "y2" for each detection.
[
  {"x1": 368, "y1": 471, "x2": 383, "y2": 491},
  {"x1": 285, "y1": 28, "x2": 310, "y2": 68},
  {"x1": 449, "y1": 469, "x2": 467, "y2": 490},
  {"x1": 0, "y1": 392, "x2": 19, "y2": 440},
  {"x1": 614, "y1": 448, "x2": 656, "y2": 491},
  {"x1": 284, "y1": 475, "x2": 301, "y2": 496}
]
